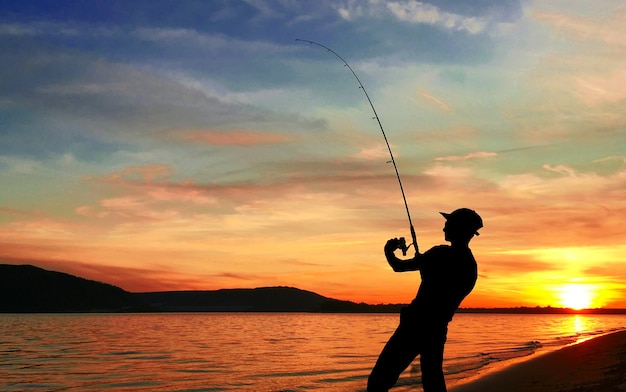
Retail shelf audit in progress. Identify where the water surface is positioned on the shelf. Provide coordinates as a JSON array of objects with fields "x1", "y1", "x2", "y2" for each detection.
[{"x1": 1, "y1": 313, "x2": 625, "y2": 391}]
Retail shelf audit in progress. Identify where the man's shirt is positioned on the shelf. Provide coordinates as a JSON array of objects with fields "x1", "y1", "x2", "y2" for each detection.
[{"x1": 407, "y1": 245, "x2": 477, "y2": 323}]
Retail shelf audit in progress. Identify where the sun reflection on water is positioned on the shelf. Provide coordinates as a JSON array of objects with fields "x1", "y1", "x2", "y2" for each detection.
[{"x1": 572, "y1": 315, "x2": 586, "y2": 333}]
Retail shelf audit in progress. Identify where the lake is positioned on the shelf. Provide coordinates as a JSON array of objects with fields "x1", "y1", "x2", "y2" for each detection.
[{"x1": 1, "y1": 313, "x2": 625, "y2": 391}]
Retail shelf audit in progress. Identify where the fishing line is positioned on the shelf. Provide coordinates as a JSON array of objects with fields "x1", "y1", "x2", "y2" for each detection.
[{"x1": 296, "y1": 39, "x2": 417, "y2": 255}]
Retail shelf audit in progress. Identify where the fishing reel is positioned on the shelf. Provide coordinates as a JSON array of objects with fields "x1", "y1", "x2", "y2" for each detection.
[{"x1": 396, "y1": 237, "x2": 415, "y2": 256}]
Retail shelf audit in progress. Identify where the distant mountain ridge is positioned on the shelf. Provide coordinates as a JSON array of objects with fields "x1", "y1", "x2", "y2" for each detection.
[
  {"x1": 0, "y1": 264, "x2": 402, "y2": 313},
  {"x1": 3, "y1": 264, "x2": 625, "y2": 314}
]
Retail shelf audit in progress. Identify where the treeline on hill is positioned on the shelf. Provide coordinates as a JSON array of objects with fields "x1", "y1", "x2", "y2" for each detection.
[
  {"x1": 134, "y1": 288, "x2": 405, "y2": 312},
  {"x1": 319, "y1": 300, "x2": 405, "y2": 313},
  {"x1": 457, "y1": 307, "x2": 626, "y2": 315}
]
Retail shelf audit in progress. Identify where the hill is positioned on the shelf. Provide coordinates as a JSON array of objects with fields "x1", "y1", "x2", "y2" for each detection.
[
  {"x1": 136, "y1": 288, "x2": 403, "y2": 312},
  {"x1": 0, "y1": 264, "x2": 147, "y2": 312},
  {"x1": 137, "y1": 287, "x2": 331, "y2": 312},
  {"x1": 0, "y1": 264, "x2": 402, "y2": 313}
]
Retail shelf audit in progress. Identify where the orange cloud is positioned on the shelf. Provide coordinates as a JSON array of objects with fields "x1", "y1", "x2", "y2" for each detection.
[
  {"x1": 418, "y1": 90, "x2": 452, "y2": 112},
  {"x1": 533, "y1": 9, "x2": 626, "y2": 47},
  {"x1": 2, "y1": 151, "x2": 626, "y2": 307},
  {"x1": 573, "y1": 70, "x2": 626, "y2": 107},
  {"x1": 182, "y1": 130, "x2": 294, "y2": 146}
]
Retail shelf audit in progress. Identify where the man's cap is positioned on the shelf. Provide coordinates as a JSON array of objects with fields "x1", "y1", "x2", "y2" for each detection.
[{"x1": 440, "y1": 208, "x2": 483, "y2": 236}]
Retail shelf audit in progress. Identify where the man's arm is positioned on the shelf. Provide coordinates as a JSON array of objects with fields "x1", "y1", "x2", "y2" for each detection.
[{"x1": 384, "y1": 238, "x2": 424, "y2": 272}]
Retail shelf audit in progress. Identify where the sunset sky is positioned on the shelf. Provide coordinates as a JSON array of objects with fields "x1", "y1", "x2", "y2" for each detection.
[{"x1": 1, "y1": 1, "x2": 625, "y2": 308}]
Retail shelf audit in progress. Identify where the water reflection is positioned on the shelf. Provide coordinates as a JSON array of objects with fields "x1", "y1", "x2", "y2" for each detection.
[{"x1": 572, "y1": 315, "x2": 587, "y2": 335}]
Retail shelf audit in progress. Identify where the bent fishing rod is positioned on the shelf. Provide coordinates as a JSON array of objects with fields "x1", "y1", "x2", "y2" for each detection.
[{"x1": 296, "y1": 39, "x2": 417, "y2": 255}]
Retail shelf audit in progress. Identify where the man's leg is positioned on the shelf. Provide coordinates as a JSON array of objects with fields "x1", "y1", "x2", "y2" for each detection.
[
  {"x1": 419, "y1": 327, "x2": 447, "y2": 392},
  {"x1": 367, "y1": 324, "x2": 419, "y2": 392}
]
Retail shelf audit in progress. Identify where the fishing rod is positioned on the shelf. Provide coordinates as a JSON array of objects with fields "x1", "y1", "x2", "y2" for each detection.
[{"x1": 296, "y1": 38, "x2": 417, "y2": 255}]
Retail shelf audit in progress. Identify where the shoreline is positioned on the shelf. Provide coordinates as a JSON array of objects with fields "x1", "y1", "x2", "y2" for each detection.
[{"x1": 449, "y1": 329, "x2": 626, "y2": 392}]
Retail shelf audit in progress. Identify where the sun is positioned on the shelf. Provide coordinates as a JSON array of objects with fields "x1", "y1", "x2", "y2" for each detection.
[{"x1": 558, "y1": 284, "x2": 594, "y2": 310}]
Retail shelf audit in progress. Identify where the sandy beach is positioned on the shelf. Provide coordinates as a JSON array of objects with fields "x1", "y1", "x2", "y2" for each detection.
[{"x1": 450, "y1": 330, "x2": 626, "y2": 392}]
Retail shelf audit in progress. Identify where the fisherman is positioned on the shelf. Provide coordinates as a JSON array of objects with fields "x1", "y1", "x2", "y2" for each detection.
[{"x1": 367, "y1": 208, "x2": 483, "y2": 392}]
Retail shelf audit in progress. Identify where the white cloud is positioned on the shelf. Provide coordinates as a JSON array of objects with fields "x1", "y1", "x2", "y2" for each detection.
[
  {"x1": 0, "y1": 156, "x2": 41, "y2": 173},
  {"x1": 133, "y1": 27, "x2": 284, "y2": 55},
  {"x1": 333, "y1": 0, "x2": 488, "y2": 34},
  {"x1": 350, "y1": 143, "x2": 390, "y2": 160},
  {"x1": 0, "y1": 21, "x2": 117, "y2": 38},
  {"x1": 423, "y1": 163, "x2": 473, "y2": 178},
  {"x1": 387, "y1": 1, "x2": 487, "y2": 34},
  {"x1": 542, "y1": 164, "x2": 576, "y2": 177},
  {"x1": 435, "y1": 152, "x2": 498, "y2": 162},
  {"x1": 334, "y1": 0, "x2": 367, "y2": 21}
]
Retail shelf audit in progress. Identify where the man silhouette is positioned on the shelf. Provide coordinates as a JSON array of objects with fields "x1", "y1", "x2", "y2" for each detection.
[{"x1": 367, "y1": 208, "x2": 483, "y2": 392}]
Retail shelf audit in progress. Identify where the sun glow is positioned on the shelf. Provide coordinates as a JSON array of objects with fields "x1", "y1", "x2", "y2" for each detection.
[{"x1": 557, "y1": 284, "x2": 595, "y2": 310}]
